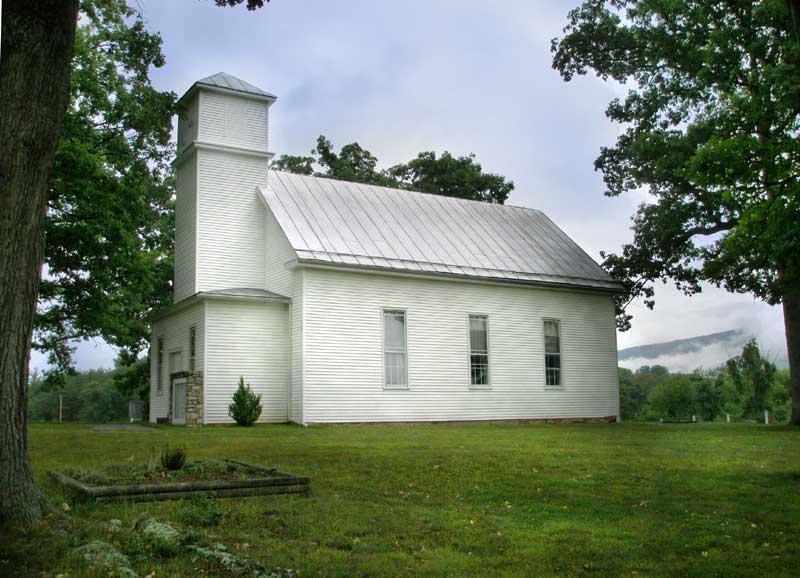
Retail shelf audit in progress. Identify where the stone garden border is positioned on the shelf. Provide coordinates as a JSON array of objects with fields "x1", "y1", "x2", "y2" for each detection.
[{"x1": 48, "y1": 459, "x2": 309, "y2": 502}]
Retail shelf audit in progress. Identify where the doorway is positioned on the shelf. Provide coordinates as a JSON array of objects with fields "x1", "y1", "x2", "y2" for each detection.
[{"x1": 172, "y1": 378, "x2": 187, "y2": 425}]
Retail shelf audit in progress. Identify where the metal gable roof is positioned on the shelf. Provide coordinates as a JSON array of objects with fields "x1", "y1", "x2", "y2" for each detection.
[
  {"x1": 260, "y1": 171, "x2": 622, "y2": 292},
  {"x1": 180, "y1": 72, "x2": 277, "y2": 103}
]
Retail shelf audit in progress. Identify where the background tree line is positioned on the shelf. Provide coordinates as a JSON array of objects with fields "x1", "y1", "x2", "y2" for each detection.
[
  {"x1": 28, "y1": 369, "x2": 131, "y2": 424},
  {"x1": 620, "y1": 340, "x2": 791, "y2": 423}
]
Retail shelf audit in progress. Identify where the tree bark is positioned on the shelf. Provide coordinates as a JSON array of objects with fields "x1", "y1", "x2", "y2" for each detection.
[
  {"x1": 0, "y1": 1, "x2": 80, "y2": 526},
  {"x1": 784, "y1": 291, "x2": 800, "y2": 426},
  {"x1": 789, "y1": 0, "x2": 800, "y2": 45}
]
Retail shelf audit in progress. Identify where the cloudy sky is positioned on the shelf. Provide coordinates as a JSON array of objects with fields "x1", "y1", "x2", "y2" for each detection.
[{"x1": 32, "y1": 0, "x2": 787, "y2": 374}]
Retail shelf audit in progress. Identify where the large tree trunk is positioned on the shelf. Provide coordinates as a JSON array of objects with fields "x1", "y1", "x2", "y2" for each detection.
[
  {"x1": 0, "y1": 1, "x2": 80, "y2": 526},
  {"x1": 785, "y1": 291, "x2": 800, "y2": 426}
]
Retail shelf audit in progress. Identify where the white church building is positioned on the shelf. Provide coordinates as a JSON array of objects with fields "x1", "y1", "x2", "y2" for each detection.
[{"x1": 149, "y1": 73, "x2": 623, "y2": 426}]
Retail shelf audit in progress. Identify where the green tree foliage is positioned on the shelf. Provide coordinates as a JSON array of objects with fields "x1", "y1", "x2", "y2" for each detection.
[
  {"x1": 228, "y1": 377, "x2": 263, "y2": 426},
  {"x1": 28, "y1": 369, "x2": 128, "y2": 423},
  {"x1": 213, "y1": 0, "x2": 271, "y2": 8},
  {"x1": 645, "y1": 374, "x2": 697, "y2": 421},
  {"x1": 725, "y1": 339, "x2": 777, "y2": 419},
  {"x1": 551, "y1": 0, "x2": 800, "y2": 423},
  {"x1": 112, "y1": 354, "x2": 151, "y2": 417},
  {"x1": 271, "y1": 154, "x2": 314, "y2": 175},
  {"x1": 36, "y1": 0, "x2": 175, "y2": 388},
  {"x1": 617, "y1": 367, "x2": 638, "y2": 420},
  {"x1": 770, "y1": 368, "x2": 792, "y2": 422},
  {"x1": 387, "y1": 151, "x2": 514, "y2": 203},
  {"x1": 272, "y1": 135, "x2": 514, "y2": 204},
  {"x1": 694, "y1": 374, "x2": 723, "y2": 422},
  {"x1": 618, "y1": 365, "x2": 668, "y2": 420}
]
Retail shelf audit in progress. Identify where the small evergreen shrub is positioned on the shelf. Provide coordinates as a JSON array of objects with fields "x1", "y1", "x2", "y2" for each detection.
[
  {"x1": 228, "y1": 377, "x2": 262, "y2": 426},
  {"x1": 160, "y1": 444, "x2": 187, "y2": 471}
]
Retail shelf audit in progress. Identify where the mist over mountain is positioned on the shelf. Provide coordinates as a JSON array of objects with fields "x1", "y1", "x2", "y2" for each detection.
[{"x1": 618, "y1": 329, "x2": 789, "y2": 372}]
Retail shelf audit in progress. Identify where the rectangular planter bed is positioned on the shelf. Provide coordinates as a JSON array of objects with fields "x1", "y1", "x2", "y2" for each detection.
[{"x1": 48, "y1": 459, "x2": 309, "y2": 502}]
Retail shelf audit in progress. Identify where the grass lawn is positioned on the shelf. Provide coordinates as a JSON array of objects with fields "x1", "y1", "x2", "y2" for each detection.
[{"x1": 2, "y1": 422, "x2": 799, "y2": 577}]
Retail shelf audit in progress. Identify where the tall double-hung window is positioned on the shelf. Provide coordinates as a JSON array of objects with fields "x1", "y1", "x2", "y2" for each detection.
[
  {"x1": 383, "y1": 309, "x2": 407, "y2": 388},
  {"x1": 469, "y1": 315, "x2": 489, "y2": 387},
  {"x1": 156, "y1": 337, "x2": 164, "y2": 394},
  {"x1": 544, "y1": 319, "x2": 562, "y2": 387},
  {"x1": 189, "y1": 326, "x2": 196, "y2": 372}
]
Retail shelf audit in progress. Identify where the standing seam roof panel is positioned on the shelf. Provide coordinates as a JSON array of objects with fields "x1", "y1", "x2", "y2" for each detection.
[
  {"x1": 386, "y1": 185, "x2": 456, "y2": 267},
  {"x1": 407, "y1": 191, "x2": 477, "y2": 271},
  {"x1": 336, "y1": 179, "x2": 397, "y2": 261},
  {"x1": 355, "y1": 181, "x2": 430, "y2": 264},
  {"x1": 428, "y1": 194, "x2": 499, "y2": 271}
]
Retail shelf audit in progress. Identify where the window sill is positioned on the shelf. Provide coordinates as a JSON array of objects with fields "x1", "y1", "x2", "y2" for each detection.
[
  {"x1": 383, "y1": 385, "x2": 409, "y2": 391},
  {"x1": 469, "y1": 385, "x2": 492, "y2": 391},
  {"x1": 544, "y1": 386, "x2": 564, "y2": 391}
]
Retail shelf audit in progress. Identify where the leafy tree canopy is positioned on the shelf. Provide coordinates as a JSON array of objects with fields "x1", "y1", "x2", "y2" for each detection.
[
  {"x1": 725, "y1": 339, "x2": 776, "y2": 417},
  {"x1": 272, "y1": 135, "x2": 514, "y2": 204},
  {"x1": 551, "y1": 0, "x2": 800, "y2": 329},
  {"x1": 36, "y1": 0, "x2": 176, "y2": 387}
]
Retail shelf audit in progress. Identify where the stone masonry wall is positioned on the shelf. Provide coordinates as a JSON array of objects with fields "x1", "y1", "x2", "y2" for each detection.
[{"x1": 169, "y1": 370, "x2": 204, "y2": 426}]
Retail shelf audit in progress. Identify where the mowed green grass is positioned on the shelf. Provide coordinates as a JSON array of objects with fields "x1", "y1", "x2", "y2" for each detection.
[{"x1": 3, "y1": 422, "x2": 800, "y2": 577}]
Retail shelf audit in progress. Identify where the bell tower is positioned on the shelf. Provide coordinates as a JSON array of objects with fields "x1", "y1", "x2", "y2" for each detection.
[{"x1": 173, "y1": 73, "x2": 277, "y2": 302}]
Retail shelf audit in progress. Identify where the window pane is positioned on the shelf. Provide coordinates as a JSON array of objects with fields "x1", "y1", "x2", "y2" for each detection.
[
  {"x1": 544, "y1": 321, "x2": 560, "y2": 354},
  {"x1": 383, "y1": 311, "x2": 406, "y2": 351},
  {"x1": 189, "y1": 327, "x2": 196, "y2": 371},
  {"x1": 546, "y1": 367, "x2": 561, "y2": 386},
  {"x1": 469, "y1": 315, "x2": 488, "y2": 352},
  {"x1": 470, "y1": 353, "x2": 489, "y2": 385},
  {"x1": 545, "y1": 335, "x2": 560, "y2": 354},
  {"x1": 384, "y1": 352, "x2": 406, "y2": 386},
  {"x1": 545, "y1": 354, "x2": 561, "y2": 370},
  {"x1": 157, "y1": 338, "x2": 164, "y2": 392}
]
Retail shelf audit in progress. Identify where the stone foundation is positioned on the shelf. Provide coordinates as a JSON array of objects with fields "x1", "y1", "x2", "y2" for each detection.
[
  {"x1": 168, "y1": 370, "x2": 204, "y2": 426},
  {"x1": 304, "y1": 416, "x2": 619, "y2": 426}
]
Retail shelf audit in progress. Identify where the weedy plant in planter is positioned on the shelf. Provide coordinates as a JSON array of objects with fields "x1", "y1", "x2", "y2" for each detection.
[
  {"x1": 160, "y1": 444, "x2": 187, "y2": 471},
  {"x1": 228, "y1": 377, "x2": 262, "y2": 426}
]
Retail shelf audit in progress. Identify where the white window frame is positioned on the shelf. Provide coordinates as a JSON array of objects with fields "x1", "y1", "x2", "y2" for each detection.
[
  {"x1": 543, "y1": 318, "x2": 563, "y2": 389},
  {"x1": 188, "y1": 326, "x2": 196, "y2": 372},
  {"x1": 168, "y1": 348, "x2": 183, "y2": 377},
  {"x1": 156, "y1": 337, "x2": 164, "y2": 395},
  {"x1": 381, "y1": 308, "x2": 409, "y2": 390},
  {"x1": 467, "y1": 313, "x2": 491, "y2": 389}
]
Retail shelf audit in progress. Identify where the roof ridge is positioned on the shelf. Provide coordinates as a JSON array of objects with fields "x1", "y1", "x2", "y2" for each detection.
[
  {"x1": 194, "y1": 72, "x2": 277, "y2": 99},
  {"x1": 267, "y1": 169, "x2": 543, "y2": 214}
]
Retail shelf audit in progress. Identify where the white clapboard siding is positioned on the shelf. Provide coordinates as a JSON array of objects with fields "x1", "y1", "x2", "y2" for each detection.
[
  {"x1": 177, "y1": 94, "x2": 199, "y2": 153},
  {"x1": 198, "y1": 90, "x2": 269, "y2": 152},
  {"x1": 173, "y1": 151, "x2": 197, "y2": 302},
  {"x1": 301, "y1": 268, "x2": 619, "y2": 423},
  {"x1": 149, "y1": 302, "x2": 204, "y2": 422},
  {"x1": 263, "y1": 205, "x2": 304, "y2": 423},
  {"x1": 204, "y1": 299, "x2": 289, "y2": 423},
  {"x1": 264, "y1": 205, "x2": 295, "y2": 297},
  {"x1": 196, "y1": 148, "x2": 267, "y2": 292},
  {"x1": 290, "y1": 270, "x2": 304, "y2": 423}
]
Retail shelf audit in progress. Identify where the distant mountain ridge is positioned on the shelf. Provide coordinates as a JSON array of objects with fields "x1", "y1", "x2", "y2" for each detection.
[{"x1": 618, "y1": 329, "x2": 746, "y2": 361}]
